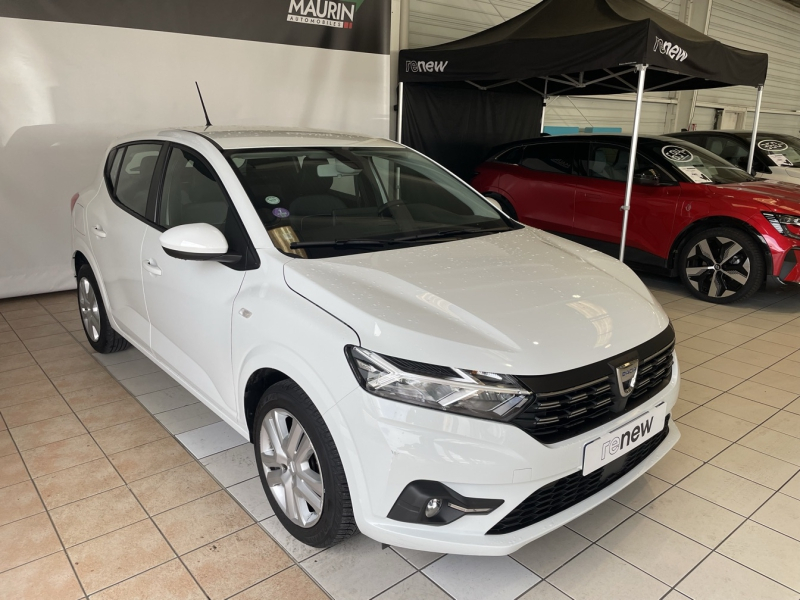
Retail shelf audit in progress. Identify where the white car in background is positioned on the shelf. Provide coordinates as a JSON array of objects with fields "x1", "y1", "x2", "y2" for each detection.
[{"x1": 71, "y1": 126, "x2": 679, "y2": 555}]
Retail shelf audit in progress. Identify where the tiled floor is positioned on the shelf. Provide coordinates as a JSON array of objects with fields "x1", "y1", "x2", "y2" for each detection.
[{"x1": 1, "y1": 276, "x2": 800, "y2": 600}]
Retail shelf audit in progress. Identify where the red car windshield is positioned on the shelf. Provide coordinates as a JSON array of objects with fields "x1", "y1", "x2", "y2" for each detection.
[{"x1": 656, "y1": 141, "x2": 756, "y2": 185}]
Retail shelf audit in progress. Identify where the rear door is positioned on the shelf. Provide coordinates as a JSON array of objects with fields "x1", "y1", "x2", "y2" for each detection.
[
  {"x1": 504, "y1": 141, "x2": 581, "y2": 235},
  {"x1": 86, "y1": 143, "x2": 163, "y2": 346}
]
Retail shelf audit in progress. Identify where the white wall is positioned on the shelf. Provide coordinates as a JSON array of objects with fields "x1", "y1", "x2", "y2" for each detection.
[{"x1": 0, "y1": 17, "x2": 390, "y2": 298}]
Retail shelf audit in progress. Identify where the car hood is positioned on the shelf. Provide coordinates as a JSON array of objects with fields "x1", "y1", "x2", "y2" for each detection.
[
  {"x1": 714, "y1": 180, "x2": 800, "y2": 213},
  {"x1": 283, "y1": 228, "x2": 670, "y2": 376}
]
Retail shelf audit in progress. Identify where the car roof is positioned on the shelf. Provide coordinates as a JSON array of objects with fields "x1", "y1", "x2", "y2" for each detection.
[
  {"x1": 670, "y1": 130, "x2": 785, "y2": 137},
  {"x1": 120, "y1": 126, "x2": 402, "y2": 151},
  {"x1": 495, "y1": 133, "x2": 686, "y2": 149}
]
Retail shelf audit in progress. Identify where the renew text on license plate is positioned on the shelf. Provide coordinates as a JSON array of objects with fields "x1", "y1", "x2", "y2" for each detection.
[{"x1": 582, "y1": 403, "x2": 667, "y2": 475}]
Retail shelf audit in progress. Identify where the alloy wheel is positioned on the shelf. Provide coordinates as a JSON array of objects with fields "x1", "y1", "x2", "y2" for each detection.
[
  {"x1": 684, "y1": 236, "x2": 751, "y2": 299},
  {"x1": 78, "y1": 277, "x2": 101, "y2": 342},
  {"x1": 260, "y1": 408, "x2": 324, "y2": 528}
]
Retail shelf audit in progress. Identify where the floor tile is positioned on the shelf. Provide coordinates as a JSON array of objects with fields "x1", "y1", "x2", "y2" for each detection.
[
  {"x1": 0, "y1": 429, "x2": 14, "y2": 457},
  {"x1": 0, "y1": 351, "x2": 36, "y2": 373},
  {"x1": 739, "y1": 427, "x2": 800, "y2": 466},
  {"x1": 758, "y1": 330, "x2": 800, "y2": 349},
  {"x1": 177, "y1": 421, "x2": 248, "y2": 459},
  {"x1": 0, "y1": 379, "x2": 59, "y2": 409},
  {"x1": 153, "y1": 490, "x2": 252, "y2": 555},
  {"x1": 518, "y1": 581, "x2": 571, "y2": 600},
  {"x1": 423, "y1": 553, "x2": 539, "y2": 600},
  {"x1": 120, "y1": 371, "x2": 179, "y2": 396},
  {"x1": 677, "y1": 464, "x2": 773, "y2": 516},
  {"x1": 14, "y1": 323, "x2": 67, "y2": 341},
  {"x1": 710, "y1": 444, "x2": 798, "y2": 490},
  {"x1": 0, "y1": 480, "x2": 44, "y2": 526},
  {"x1": 783, "y1": 472, "x2": 800, "y2": 502},
  {"x1": 155, "y1": 402, "x2": 222, "y2": 435},
  {"x1": 717, "y1": 322, "x2": 765, "y2": 338},
  {"x1": 2, "y1": 306, "x2": 50, "y2": 322},
  {"x1": 0, "y1": 331, "x2": 19, "y2": 345},
  {"x1": 227, "y1": 477, "x2": 274, "y2": 521},
  {"x1": 0, "y1": 365, "x2": 46, "y2": 390},
  {"x1": 676, "y1": 346, "x2": 715, "y2": 367},
  {"x1": 0, "y1": 551, "x2": 84, "y2": 600},
  {"x1": 703, "y1": 356, "x2": 764, "y2": 380},
  {"x1": 1, "y1": 395, "x2": 72, "y2": 429},
  {"x1": 303, "y1": 534, "x2": 416, "y2": 600},
  {"x1": 51, "y1": 368, "x2": 115, "y2": 394},
  {"x1": 67, "y1": 519, "x2": 175, "y2": 594},
  {"x1": 105, "y1": 357, "x2": 162, "y2": 381},
  {"x1": 108, "y1": 436, "x2": 193, "y2": 482},
  {"x1": 129, "y1": 461, "x2": 220, "y2": 515},
  {"x1": 392, "y1": 546, "x2": 444, "y2": 569},
  {"x1": 50, "y1": 486, "x2": 147, "y2": 547},
  {"x1": 29, "y1": 341, "x2": 87, "y2": 365},
  {"x1": 0, "y1": 452, "x2": 29, "y2": 489},
  {"x1": 548, "y1": 545, "x2": 668, "y2": 600},
  {"x1": 511, "y1": 526, "x2": 590, "y2": 578},
  {"x1": 0, "y1": 341, "x2": 27, "y2": 359},
  {"x1": 728, "y1": 380, "x2": 798, "y2": 408},
  {"x1": 76, "y1": 397, "x2": 149, "y2": 432},
  {"x1": 229, "y1": 565, "x2": 328, "y2": 600},
  {"x1": 674, "y1": 424, "x2": 730, "y2": 461},
  {"x1": 183, "y1": 524, "x2": 292, "y2": 600},
  {"x1": 39, "y1": 354, "x2": 101, "y2": 379},
  {"x1": 718, "y1": 520, "x2": 800, "y2": 592},
  {"x1": 612, "y1": 473, "x2": 671, "y2": 510},
  {"x1": 91, "y1": 416, "x2": 169, "y2": 454},
  {"x1": 89, "y1": 558, "x2": 206, "y2": 600},
  {"x1": 671, "y1": 398, "x2": 697, "y2": 419},
  {"x1": 677, "y1": 552, "x2": 796, "y2": 600},
  {"x1": 647, "y1": 449, "x2": 703, "y2": 484},
  {"x1": 61, "y1": 382, "x2": 132, "y2": 413},
  {"x1": 740, "y1": 338, "x2": 798, "y2": 358},
  {"x1": 22, "y1": 434, "x2": 103, "y2": 478},
  {"x1": 678, "y1": 406, "x2": 756, "y2": 441},
  {"x1": 374, "y1": 572, "x2": 451, "y2": 600},
  {"x1": 22, "y1": 332, "x2": 77, "y2": 352},
  {"x1": 91, "y1": 347, "x2": 146, "y2": 367},
  {"x1": 722, "y1": 347, "x2": 782, "y2": 369},
  {"x1": 0, "y1": 512, "x2": 61, "y2": 573},
  {"x1": 598, "y1": 513, "x2": 708, "y2": 585},
  {"x1": 10, "y1": 413, "x2": 87, "y2": 451},
  {"x1": 565, "y1": 499, "x2": 633, "y2": 541},
  {"x1": 762, "y1": 411, "x2": 800, "y2": 439},
  {"x1": 698, "y1": 328, "x2": 753, "y2": 347},
  {"x1": 200, "y1": 443, "x2": 257, "y2": 487},
  {"x1": 137, "y1": 386, "x2": 198, "y2": 414},
  {"x1": 751, "y1": 370, "x2": 800, "y2": 395},
  {"x1": 679, "y1": 336, "x2": 736, "y2": 356},
  {"x1": 640, "y1": 487, "x2": 744, "y2": 548},
  {"x1": 704, "y1": 393, "x2": 779, "y2": 424},
  {"x1": 259, "y1": 516, "x2": 324, "y2": 562},
  {"x1": 35, "y1": 457, "x2": 123, "y2": 509},
  {"x1": 752, "y1": 493, "x2": 800, "y2": 543}
]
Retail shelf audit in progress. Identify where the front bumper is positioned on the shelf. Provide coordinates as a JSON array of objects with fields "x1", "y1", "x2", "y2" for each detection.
[
  {"x1": 776, "y1": 247, "x2": 800, "y2": 284},
  {"x1": 328, "y1": 355, "x2": 680, "y2": 555}
]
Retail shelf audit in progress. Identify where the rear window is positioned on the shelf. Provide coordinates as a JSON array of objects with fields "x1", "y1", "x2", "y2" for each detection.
[
  {"x1": 496, "y1": 146, "x2": 523, "y2": 164},
  {"x1": 114, "y1": 144, "x2": 161, "y2": 217},
  {"x1": 520, "y1": 144, "x2": 574, "y2": 175}
]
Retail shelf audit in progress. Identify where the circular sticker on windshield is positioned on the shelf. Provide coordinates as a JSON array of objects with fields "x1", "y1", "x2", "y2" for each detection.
[
  {"x1": 758, "y1": 139, "x2": 789, "y2": 152},
  {"x1": 662, "y1": 145, "x2": 694, "y2": 162},
  {"x1": 272, "y1": 207, "x2": 290, "y2": 218},
  {"x1": 265, "y1": 196, "x2": 280, "y2": 205}
]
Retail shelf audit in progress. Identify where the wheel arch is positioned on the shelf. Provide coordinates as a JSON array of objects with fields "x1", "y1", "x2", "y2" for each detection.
[
  {"x1": 668, "y1": 216, "x2": 773, "y2": 278},
  {"x1": 243, "y1": 368, "x2": 291, "y2": 442},
  {"x1": 74, "y1": 250, "x2": 90, "y2": 277}
]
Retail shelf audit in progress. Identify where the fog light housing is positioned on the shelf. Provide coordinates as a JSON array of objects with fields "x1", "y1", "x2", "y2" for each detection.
[{"x1": 387, "y1": 481, "x2": 503, "y2": 526}]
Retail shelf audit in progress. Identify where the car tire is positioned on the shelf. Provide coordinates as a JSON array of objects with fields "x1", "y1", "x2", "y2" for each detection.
[
  {"x1": 485, "y1": 192, "x2": 518, "y2": 220},
  {"x1": 254, "y1": 379, "x2": 356, "y2": 548},
  {"x1": 678, "y1": 227, "x2": 765, "y2": 304},
  {"x1": 76, "y1": 264, "x2": 131, "y2": 353}
]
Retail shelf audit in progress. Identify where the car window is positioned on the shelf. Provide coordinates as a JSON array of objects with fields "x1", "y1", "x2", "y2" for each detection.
[
  {"x1": 656, "y1": 141, "x2": 755, "y2": 184},
  {"x1": 496, "y1": 146, "x2": 523, "y2": 164},
  {"x1": 114, "y1": 144, "x2": 161, "y2": 217},
  {"x1": 158, "y1": 147, "x2": 231, "y2": 232},
  {"x1": 520, "y1": 144, "x2": 575, "y2": 175},
  {"x1": 753, "y1": 134, "x2": 800, "y2": 167},
  {"x1": 106, "y1": 148, "x2": 124, "y2": 193},
  {"x1": 702, "y1": 136, "x2": 750, "y2": 170}
]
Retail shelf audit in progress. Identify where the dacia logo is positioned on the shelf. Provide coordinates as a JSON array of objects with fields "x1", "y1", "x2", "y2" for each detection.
[
  {"x1": 653, "y1": 36, "x2": 688, "y2": 62},
  {"x1": 405, "y1": 60, "x2": 448, "y2": 73}
]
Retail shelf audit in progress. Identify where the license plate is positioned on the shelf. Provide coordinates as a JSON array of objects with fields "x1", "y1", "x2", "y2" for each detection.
[{"x1": 582, "y1": 403, "x2": 667, "y2": 475}]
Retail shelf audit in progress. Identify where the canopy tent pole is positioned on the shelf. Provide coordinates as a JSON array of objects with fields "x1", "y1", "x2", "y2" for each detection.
[
  {"x1": 619, "y1": 64, "x2": 648, "y2": 262},
  {"x1": 397, "y1": 82, "x2": 405, "y2": 144},
  {"x1": 746, "y1": 84, "x2": 764, "y2": 174},
  {"x1": 540, "y1": 78, "x2": 549, "y2": 134}
]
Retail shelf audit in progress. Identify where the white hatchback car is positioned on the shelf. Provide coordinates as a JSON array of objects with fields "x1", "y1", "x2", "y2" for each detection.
[{"x1": 71, "y1": 126, "x2": 680, "y2": 555}]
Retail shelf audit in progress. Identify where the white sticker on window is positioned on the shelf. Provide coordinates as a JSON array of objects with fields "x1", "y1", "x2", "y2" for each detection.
[
  {"x1": 662, "y1": 145, "x2": 694, "y2": 163},
  {"x1": 768, "y1": 154, "x2": 794, "y2": 167},
  {"x1": 679, "y1": 166, "x2": 713, "y2": 184},
  {"x1": 758, "y1": 140, "x2": 789, "y2": 153}
]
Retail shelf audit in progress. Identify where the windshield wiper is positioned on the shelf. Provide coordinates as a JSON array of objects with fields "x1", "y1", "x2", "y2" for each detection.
[
  {"x1": 290, "y1": 239, "x2": 389, "y2": 249},
  {"x1": 392, "y1": 226, "x2": 512, "y2": 243}
]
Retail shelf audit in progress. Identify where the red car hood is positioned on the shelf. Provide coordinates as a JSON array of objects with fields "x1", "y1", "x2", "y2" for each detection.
[{"x1": 711, "y1": 180, "x2": 800, "y2": 214}]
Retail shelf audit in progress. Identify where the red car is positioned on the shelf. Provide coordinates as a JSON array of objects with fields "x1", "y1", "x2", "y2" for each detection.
[{"x1": 471, "y1": 135, "x2": 800, "y2": 303}]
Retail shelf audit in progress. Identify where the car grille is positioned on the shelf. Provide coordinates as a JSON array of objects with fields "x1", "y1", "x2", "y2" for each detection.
[
  {"x1": 512, "y1": 327, "x2": 675, "y2": 443},
  {"x1": 487, "y1": 418, "x2": 670, "y2": 535}
]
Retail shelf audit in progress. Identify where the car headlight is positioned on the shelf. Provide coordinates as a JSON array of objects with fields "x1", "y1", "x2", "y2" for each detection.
[
  {"x1": 345, "y1": 346, "x2": 531, "y2": 420},
  {"x1": 763, "y1": 212, "x2": 800, "y2": 240}
]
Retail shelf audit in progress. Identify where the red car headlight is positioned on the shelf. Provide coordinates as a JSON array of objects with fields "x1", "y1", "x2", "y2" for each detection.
[{"x1": 763, "y1": 212, "x2": 800, "y2": 240}]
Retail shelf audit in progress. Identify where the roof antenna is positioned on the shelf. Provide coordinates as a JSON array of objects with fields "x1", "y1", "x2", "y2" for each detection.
[{"x1": 195, "y1": 81, "x2": 212, "y2": 128}]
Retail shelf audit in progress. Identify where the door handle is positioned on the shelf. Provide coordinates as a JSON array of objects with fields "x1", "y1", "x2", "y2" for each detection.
[
  {"x1": 143, "y1": 259, "x2": 162, "y2": 276},
  {"x1": 92, "y1": 225, "x2": 107, "y2": 238}
]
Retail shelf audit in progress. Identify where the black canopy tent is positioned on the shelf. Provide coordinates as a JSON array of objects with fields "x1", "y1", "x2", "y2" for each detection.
[{"x1": 398, "y1": 0, "x2": 768, "y2": 261}]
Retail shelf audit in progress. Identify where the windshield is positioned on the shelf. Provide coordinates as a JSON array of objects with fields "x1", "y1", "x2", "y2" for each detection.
[
  {"x1": 657, "y1": 141, "x2": 756, "y2": 185},
  {"x1": 227, "y1": 147, "x2": 516, "y2": 258},
  {"x1": 751, "y1": 134, "x2": 800, "y2": 168}
]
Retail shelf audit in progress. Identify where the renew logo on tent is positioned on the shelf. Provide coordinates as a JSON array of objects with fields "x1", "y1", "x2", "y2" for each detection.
[
  {"x1": 406, "y1": 60, "x2": 448, "y2": 73},
  {"x1": 653, "y1": 37, "x2": 688, "y2": 62}
]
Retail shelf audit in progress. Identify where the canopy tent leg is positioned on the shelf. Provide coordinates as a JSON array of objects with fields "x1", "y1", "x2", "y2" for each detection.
[
  {"x1": 619, "y1": 64, "x2": 648, "y2": 262},
  {"x1": 746, "y1": 84, "x2": 764, "y2": 174},
  {"x1": 540, "y1": 78, "x2": 549, "y2": 134},
  {"x1": 397, "y1": 82, "x2": 405, "y2": 144}
]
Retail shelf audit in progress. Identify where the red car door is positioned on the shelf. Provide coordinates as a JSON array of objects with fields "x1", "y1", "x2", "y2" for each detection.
[
  {"x1": 573, "y1": 142, "x2": 681, "y2": 263},
  {"x1": 503, "y1": 141, "x2": 581, "y2": 235}
]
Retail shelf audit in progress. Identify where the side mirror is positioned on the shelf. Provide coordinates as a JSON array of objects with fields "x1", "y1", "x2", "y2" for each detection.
[
  {"x1": 159, "y1": 223, "x2": 241, "y2": 263},
  {"x1": 484, "y1": 196, "x2": 503, "y2": 211},
  {"x1": 633, "y1": 169, "x2": 660, "y2": 186}
]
